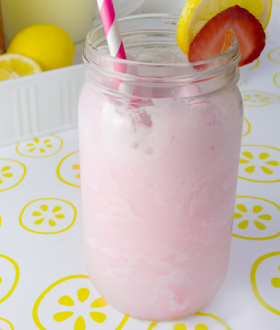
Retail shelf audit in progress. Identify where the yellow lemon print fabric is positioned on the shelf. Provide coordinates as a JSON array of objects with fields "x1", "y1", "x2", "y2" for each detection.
[
  {"x1": 0, "y1": 159, "x2": 26, "y2": 191},
  {"x1": 0, "y1": 318, "x2": 14, "y2": 330},
  {"x1": 242, "y1": 118, "x2": 251, "y2": 137},
  {"x1": 16, "y1": 135, "x2": 63, "y2": 158},
  {"x1": 273, "y1": 72, "x2": 280, "y2": 88},
  {"x1": 238, "y1": 145, "x2": 280, "y2": 183},
  {"x1": 33, "y1": 275, "x2": 129, "y2": 330},
  {"x1": 251, "y1": 252, "x2": 280, "y2": 316},
  {"x1": 247, "y1": 58, "x2": 260, "y2": 71},
  {"x1": 268, "y1": 47, "x2": 280, "y2": 63},
  {"x1": 0, "y1": 254, "x2": 20, "y2": 303},
  {"x1": 123, "y1": 312, "x2": 230, "y2": 330},
  {"x1": 19, "y1": 198, "x2": 77, "y2": 234},
  {"x1": 57, "y1": 151, "x2": 80, "y2": 188},
  {"x1": 241, "y1": 90, "x2": 280, "y2": 107},
  {"x1": 233, "y1": 196, "x2": 280, "y2": 240}
]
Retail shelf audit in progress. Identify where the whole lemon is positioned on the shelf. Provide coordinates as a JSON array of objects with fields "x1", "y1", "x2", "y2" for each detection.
[{"x1": 7, "y1": 24, "x2": 75, "y2": 71}]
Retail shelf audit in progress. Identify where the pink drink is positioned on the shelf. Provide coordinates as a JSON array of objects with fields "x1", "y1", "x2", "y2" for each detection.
[{"x1": 78, "y1": 15, "x2": 243, "y2": 320}]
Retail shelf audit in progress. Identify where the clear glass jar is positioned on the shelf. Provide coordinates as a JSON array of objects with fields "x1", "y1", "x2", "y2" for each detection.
[{"x1": 78, "y1": 14, "x2": 243, "y2": 321}]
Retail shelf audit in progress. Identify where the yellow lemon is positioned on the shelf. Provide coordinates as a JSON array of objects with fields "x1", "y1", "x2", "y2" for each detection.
[
  {"x1": 7, "y1": 24, "x2": 75, "y2": 71},
  {"x1": 0, "y1": 54, "x2": 42, "y2": 81},
  {"x1": 177, "y1": 0, "x2": 272, "y2": 56}
]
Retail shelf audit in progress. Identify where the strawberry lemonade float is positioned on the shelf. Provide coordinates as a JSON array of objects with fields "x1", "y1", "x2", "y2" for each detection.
[{"x1": 78, "y1": 0, "x2": 271, "y2": 321}]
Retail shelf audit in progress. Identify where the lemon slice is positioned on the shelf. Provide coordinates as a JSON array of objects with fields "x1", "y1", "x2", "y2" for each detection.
[
  {"x1": 177, "y1": 0, "x2": 272, "y2": 56},
  {"x1": 0, "y1": 54, "x2": 42, "y2": 81}
]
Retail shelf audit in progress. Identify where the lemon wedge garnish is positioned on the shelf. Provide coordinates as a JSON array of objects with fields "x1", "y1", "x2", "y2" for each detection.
[
  {"x1": 177, "y1": 0, "x2": 272, "y2": 56},
  {"x1": 0, "y1": 54, "x2": 42, "y2": 81}
]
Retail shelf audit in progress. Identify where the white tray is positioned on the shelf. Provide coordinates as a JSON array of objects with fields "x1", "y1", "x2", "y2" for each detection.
[{"x1": 0, "y1": 64, "x2": 84, "y2": 147}]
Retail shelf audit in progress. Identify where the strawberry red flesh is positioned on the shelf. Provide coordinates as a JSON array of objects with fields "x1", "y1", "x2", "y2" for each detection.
[{"x1": 188, "y1": 5, "x2": 266, "y2": 67}]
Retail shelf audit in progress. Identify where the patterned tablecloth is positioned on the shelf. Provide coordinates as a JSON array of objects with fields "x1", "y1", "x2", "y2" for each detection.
[{"x1": 1, "y1": 7, "x2": 280, "y2": 330}]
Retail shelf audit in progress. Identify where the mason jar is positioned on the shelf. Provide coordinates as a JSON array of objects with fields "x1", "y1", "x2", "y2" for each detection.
[{"x1": 78, "y1": 14, "x2": 243, "y2": 321}]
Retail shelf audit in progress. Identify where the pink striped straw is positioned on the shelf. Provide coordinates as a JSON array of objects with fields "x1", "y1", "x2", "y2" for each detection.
[{"x1": 96, "y1": 0, "x2": 127, "y2": 60}]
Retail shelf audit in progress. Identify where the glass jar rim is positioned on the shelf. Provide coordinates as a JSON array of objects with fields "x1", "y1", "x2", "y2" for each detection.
[{"x1": 84, "y1": 14, "x2": 240, "y2": 83}]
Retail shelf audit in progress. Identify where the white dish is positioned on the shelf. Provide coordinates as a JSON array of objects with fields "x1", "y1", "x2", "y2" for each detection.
[{"x1": 0, "y1": 64, "x2": 84, "y2": 147}]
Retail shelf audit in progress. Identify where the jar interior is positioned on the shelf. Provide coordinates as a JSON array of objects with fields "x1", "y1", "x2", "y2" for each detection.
[{"x1": 84, "y1": 15, "x2": 240, "y2": 99}]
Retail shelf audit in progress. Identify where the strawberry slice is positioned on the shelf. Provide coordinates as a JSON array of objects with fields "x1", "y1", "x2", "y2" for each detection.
[{"x1": 188, "y1": 5, "x2": 266, "y2": 67}]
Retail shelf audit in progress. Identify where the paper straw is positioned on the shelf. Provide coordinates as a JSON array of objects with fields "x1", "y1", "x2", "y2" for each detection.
[{"x1": 96, "y1": 0, "x2": 127, "y2": 60}]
